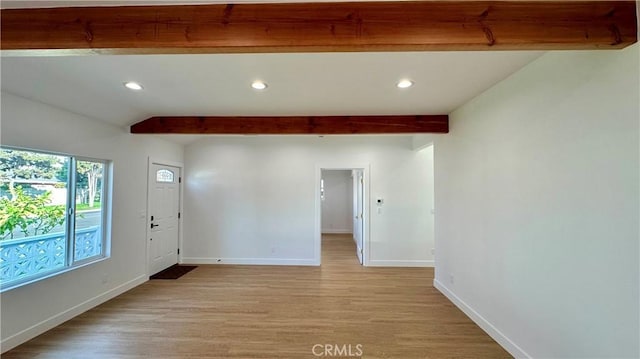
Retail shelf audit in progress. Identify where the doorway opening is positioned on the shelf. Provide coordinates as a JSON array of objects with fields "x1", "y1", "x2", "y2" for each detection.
[
  {"x1": 146, "y1": 159, "x2": 183, "y2": 276},
  {"x1": 316, "y1": 165, "x2": 369, "y2": 266}
]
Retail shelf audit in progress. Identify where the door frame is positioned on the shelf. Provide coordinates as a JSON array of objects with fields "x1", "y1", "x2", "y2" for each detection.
[
  {"x1": 353, "y1": 169, "x2": 365, "y2": 265},
  {"x1": 146, "y1": 157, "x2": 184, "y2": 276},
  {"x1": 315, "y1": 163, "x2": 370, "y2": 266}
]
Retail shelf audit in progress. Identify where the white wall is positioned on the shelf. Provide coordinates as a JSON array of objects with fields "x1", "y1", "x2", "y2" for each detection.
[
  {"x1": 183, "y1": 136, "x2": 434, "y2": 267},
  {"x1": 0, "y1": 92, "x2": 183, "y2": 352},
  {"x1": 411, "y1": 134, "x2": 436, "y2": 150},
  {"x1": 434, "y1": 45, "x2": 639, "y2": 358},
  {"x1": 321, "y1": 170, "x2": 353, "y2": 234}
]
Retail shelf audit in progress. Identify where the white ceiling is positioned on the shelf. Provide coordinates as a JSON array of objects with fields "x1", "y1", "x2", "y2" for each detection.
[
  {"x1": 1, "y1": 1, "x2": 544, "y2": 140},
  {"x1": 1, "y1": 51, "x2": 543, "y2": 130}
]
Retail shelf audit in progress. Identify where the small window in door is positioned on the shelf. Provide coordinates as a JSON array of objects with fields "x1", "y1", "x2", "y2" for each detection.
[{"x1": 156, "y1": 169, "x2": 174, "y2": 183}]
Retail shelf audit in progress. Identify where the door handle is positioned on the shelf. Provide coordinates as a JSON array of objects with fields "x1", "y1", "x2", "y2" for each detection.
[{"x1": 151, "y1": 223, "x2": 159, "y2": 229}]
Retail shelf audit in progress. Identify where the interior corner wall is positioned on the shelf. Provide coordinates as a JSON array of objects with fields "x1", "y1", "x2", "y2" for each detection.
[
  {"x1": 434, "y1": 45, "x2": 639, "y2": 358},
  {"x1": 0, "y1": 92, "x2": 184, "y2": 352},
  {"x1": 182, "y1": 136, "x2": 434, "y2": 267},
  {"x1": 321, "y1": 170, "x2": 353, "y2": 234}
]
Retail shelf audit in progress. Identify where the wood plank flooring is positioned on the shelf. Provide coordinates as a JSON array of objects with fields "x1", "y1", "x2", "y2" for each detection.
[{"x1": 3, "y1": 234, "x2": 511, "y2": 358}]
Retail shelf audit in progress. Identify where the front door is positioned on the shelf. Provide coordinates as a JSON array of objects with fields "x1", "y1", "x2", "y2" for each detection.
[{"x1": 148, "y1": 163, "x2": 180, "y2": 275}]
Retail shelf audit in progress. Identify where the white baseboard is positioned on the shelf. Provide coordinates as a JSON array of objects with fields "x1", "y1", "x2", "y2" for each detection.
[
  {"x1": 321, "y1": 230, "x2": 353, "y2": 234},
  {"x1": 433, "y1": 279, "x2": 530, "y2": 359},
  {"x1": 368, "y1": 260, "x2": 434, "y2": 267},
  {"x1": 1, "y1": 274, "x2": 147, "y2": 353},
  {"x1": 181, "y1": 257, "x2": 317, "y2": 266}
]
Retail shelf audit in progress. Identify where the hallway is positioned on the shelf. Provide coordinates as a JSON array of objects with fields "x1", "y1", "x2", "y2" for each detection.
[{"x1": 321, "y1": 233, "x2": 360, "y2": 266}]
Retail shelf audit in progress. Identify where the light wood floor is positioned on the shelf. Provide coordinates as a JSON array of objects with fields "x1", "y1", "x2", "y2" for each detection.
[{"x1": 4, "y1": 234, "x2": 511, "y2": 358}]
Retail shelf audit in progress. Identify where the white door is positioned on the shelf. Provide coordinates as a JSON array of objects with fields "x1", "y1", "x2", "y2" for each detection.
[
  {"x1": 352, "y1": 171, "x2": 358, "y2": 243},
  {"x1": 148, "y1": 163, "x2": 181, "y2": 275},
  {"x1": 355, "y1": 171, "x2": 364, "y2": 264}
]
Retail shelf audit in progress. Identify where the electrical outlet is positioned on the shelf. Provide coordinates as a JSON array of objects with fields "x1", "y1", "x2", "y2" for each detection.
[
  {"x1": 430, "y1": 248, "x2": 435, "y2": 255},
  {"x1": 449, "y1": 274, "x2": 454, "y2": 284},
  {"x1": 101, "y1": 274, "x2": 109, "y2": 284}
]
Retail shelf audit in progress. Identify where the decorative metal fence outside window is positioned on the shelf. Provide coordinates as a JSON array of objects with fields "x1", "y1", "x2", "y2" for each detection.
[{"x1": 0, "y1": 226, "x2": 101, "y2": 286}]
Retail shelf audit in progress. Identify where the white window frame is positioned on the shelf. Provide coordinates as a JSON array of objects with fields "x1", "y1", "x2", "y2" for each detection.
[{"x1": 0, "y1": 146, "x2": 112, "y2": 292}]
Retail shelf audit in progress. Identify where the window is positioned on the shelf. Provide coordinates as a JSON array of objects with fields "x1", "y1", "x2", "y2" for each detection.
[
  {"x1": 0, "y1": 147, "x2": 110, "y2": 291},
  {"x1": 156, "y1": 169, "x2": 174, "y2": 183}
]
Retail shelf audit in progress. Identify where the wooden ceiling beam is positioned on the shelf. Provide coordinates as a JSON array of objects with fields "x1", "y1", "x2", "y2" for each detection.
[
  {"x1": 1, "y1": 1, "x2": 637, "y2": 55},
  {"x1": 129, "y1": 116, "x2": 449, "y2": 135}
]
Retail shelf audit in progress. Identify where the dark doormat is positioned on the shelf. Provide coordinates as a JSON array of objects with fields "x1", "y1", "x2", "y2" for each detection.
[{"x1": 150, "y1": 264, "x2": 197, "y2": 280}]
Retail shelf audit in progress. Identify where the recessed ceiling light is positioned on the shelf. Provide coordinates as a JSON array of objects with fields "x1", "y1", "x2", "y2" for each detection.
[
  {"x1": 396, "y1": 79, "x2": 414, "y2": 89},
  {"x1": 251, "y1": 81, "x2": 268, "y2": 90},
  {"x1": 124, "y1": 81, "x2": 143, "y2": 91}
]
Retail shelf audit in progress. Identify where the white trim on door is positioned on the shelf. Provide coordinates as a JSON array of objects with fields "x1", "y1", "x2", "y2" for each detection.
[{"x1": 146, "y1": 157, "x2": 184, "y2": 277}]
